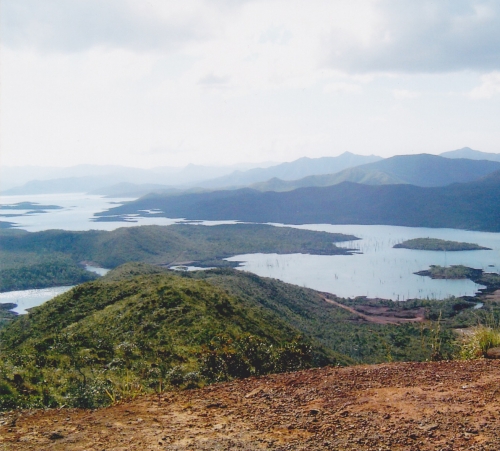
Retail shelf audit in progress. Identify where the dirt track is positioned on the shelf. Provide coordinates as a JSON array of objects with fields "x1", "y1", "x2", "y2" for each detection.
[
  {"x1": 1, "y1": 360, "x2": 499, "y2": 450},
  {"x1": 321, "y1": 295, "x2": 425, "y2": 325}
]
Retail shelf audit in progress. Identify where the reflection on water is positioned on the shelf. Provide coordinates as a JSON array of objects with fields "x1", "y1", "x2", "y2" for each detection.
[{"x1": 226, "y1": 224, "x2": 500, "y2": 301}]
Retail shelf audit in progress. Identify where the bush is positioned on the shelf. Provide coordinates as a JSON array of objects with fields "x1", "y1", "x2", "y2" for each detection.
[{"x1": 459, "y1": 326, "x2": 500, "y2": 360}]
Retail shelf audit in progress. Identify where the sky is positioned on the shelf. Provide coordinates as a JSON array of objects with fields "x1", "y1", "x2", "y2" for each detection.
[{"x1": 1, "y1": 0, "x2": 500, "y2": 168}]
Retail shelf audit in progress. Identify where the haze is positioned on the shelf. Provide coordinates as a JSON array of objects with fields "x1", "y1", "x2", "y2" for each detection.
[{"x1": 1, "y1": 0, "x2": 500, "y2": 169}]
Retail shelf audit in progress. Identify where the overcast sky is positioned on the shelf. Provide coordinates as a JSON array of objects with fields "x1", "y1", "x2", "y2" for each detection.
[{"x1": 1, "y1": 0, "x2": 500, "y2": 168}]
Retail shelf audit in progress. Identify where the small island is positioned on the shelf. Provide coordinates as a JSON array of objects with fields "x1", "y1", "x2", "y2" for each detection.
[
  {"x1": 414, "y1": 265, "x2": 482, "y2": 280},
  {"x1": 394, "y1": 238, "x2": 491, "y2": 251},
  {"x1": 0, "y1": 202, "x2": 63, "y2": 211}
]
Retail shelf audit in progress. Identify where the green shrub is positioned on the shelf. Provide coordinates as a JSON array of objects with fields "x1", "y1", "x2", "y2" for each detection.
[{"x1": 459, "y1": 326, "x2": 500, "y2": 360}]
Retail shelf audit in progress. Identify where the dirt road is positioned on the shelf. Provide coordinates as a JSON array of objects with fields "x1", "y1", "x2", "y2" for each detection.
[{"x1": 1, "y1": 359, "x2": 499, "y2": 450}]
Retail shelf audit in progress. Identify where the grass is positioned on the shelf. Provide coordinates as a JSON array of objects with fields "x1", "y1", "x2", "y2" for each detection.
[{"x1": 459, "y1": 326, "x2": 500, "y2": 360}]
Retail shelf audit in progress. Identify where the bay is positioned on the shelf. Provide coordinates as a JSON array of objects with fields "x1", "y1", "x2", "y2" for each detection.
[{"x1": 226, "y1": 224, "x2": 500, "y2": 301}]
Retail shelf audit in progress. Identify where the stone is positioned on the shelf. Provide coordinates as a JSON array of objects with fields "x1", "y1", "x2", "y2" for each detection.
[{"x1": 486, "y1": 347, "x2": 500, "y2": 359}]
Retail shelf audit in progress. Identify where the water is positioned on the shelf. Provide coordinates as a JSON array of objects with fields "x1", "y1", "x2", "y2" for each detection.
[
  {"x1": 0, "y1": 286, "x2": 74, "y2": 314},
  {"x1": 226, "y1": 224, "x2": 500, "y2": 301},
  {"x1": 0, "y1": 193, "x2": 239, "y2": 232},
  {"x1": 1, "y1": 194, "x2": 499, "y2": 303},
  {"x1": 84, "y1": 265, "x2": 110, "y2": 276}
]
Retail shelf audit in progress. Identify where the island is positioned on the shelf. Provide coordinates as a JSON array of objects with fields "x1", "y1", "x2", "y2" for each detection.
[
  {"x1": 414, "y1": 264, "x2": 482, "y2": 280},
  {"x1": 394, "y1": 238, "x2": 491, "y2": 251},
  {"x1": 415, "y1": 265, "x2": 500, "y2": 294}
]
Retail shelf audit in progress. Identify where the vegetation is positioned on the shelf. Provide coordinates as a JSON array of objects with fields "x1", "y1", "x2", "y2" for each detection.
[
  {"x1": 415, "y1": 265, "x2": 500, "y2": 295},
  {"x1": 0, "y1": 304, "x2": 17, "y2": 329},
  {"x1": 415, "y1": 265, "x2": 480, "y2": 280},
  {"x1": 2, "y1": 263, "x2": 500, "y2": 410},
  {"x1": 98, "y1": 169, "x2": 500, "y2": 231},
  {"x1": 459, "y1": 326, "x2": 500, "y2": 360},
  {"x1": 0, "y1": 266, "x2": 339, "y2": 410},
  {"x1": 394, "y1": 238, "x2": 490, "y2": 251},
  {"x1": 0, "y1": 259, "x2": 98, "y2": 292},
  {"x1": 0, "y1": 224, "x2": 358, "y2": 291}
]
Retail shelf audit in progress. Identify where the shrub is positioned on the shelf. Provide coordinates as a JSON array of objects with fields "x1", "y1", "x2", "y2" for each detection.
[{"x1": 459, "y1": 326, "x2": 500, "y2": 360}]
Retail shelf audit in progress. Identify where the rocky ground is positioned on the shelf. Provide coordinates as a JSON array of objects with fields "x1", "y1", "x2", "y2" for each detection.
[{"x1": 1, "y1": 359, "x2": 499, "y2": 451}]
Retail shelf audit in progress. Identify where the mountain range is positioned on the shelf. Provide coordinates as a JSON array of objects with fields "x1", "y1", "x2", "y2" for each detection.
[
  {"x1": 251, "y1": 153, "x2": 500, "y2": 191},
  {"x1": 100, "y1": 169, "x2": 500, "y2": 232},
  {"x1": 3, "y1": 147, "x2": 500, "y2": 199}
]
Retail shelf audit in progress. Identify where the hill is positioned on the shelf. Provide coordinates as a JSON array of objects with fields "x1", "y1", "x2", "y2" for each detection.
[
  {"x1": 1, "y1": 262, "x2": 483, "y2": 410},
  {"x1": 251, "y1": 154, "x2": 500, "y2": 192},
  {"x1": 0, "y1": 266, "x2": 343, "y2": 409},
  {"x1": 252, "y1": 167, "x2": 404, "y2": 192},
  {"x1": 2, "y1": 359, "x2": 499, "y2": 450},
  {"x1": 99, "y1": 170, "x2": 500, "y2": 232},
  {"x1": 0, "y1": 224, "x2": 358, "y2": 291},
  {"x1": 440, "y1": 146, "x2": 500, "y2": 162},
  {"x1": 1, "y1": 162, "x2": 273, "y2": 195},
  {"x1": 198, "y1": 152, "x2": 382, "y2": 189}
]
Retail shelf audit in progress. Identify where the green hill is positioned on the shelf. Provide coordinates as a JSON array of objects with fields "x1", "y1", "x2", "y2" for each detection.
[
  {"x1": 0, "y1": 224, "x2": 358, "y2": 292},
  {"x1": 0, "y1": 263, "x2": 477, "y2": 410},
  {"x1": 0, "y1": 265, "x2": 346, "y2": 409}
]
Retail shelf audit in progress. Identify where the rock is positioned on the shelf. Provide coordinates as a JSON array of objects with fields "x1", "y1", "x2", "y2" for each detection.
[
  {"x1": 486, "y1": 347, "x2": 500, "y2": 359},
  {"x1": 48, "y1": 432, "x2": 64, "y2": 440},
  {"x1": 245, "y1": 388, "x2": 263, "y2": 398}
]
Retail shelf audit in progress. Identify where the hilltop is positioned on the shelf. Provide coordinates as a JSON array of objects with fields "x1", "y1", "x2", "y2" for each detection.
[{"x1": 2, "y1": 359, "x2": 499, "y2": 450}]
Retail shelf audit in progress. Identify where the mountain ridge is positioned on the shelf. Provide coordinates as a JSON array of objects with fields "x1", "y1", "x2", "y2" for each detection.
[{"x1": 99, "y1": 169, "x2": 500, "y2": 231}]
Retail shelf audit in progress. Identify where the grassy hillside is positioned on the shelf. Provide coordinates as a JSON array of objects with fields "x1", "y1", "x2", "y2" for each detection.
[
  {"x1": 1, "y1": 263, "x2": 495, "y2": 410},
  {"x1": 0, "y1": 266, "x2": 343, "y2": 409},
  {"x1": 100, "y1": 170, "x2": 500, "y2": 231},
  {"x1": 0, "y1": 224, "x2": 358, "y2": 291}
]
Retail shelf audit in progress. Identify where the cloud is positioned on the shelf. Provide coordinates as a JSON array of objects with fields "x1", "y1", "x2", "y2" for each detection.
[
  {"x1": 0, "y1": 0, "x2": 210, "y2": 53},
  {"x1": 393, "y1": 89, "x2": 420, "y2": 100},
  {"x1": 324, "y1": 82, "x2": 362, "y2": 94},
  {"x1": 198, "y1": 73, "x2": 230, "y2": 86},
  {"x1": 323, "y1": 0, "x2": 500, "y2": 74},
  {"x1": 469, "y1": 71, "x2": 500, "y2": 98}
]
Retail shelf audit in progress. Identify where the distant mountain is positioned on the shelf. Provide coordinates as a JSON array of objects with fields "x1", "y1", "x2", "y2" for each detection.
[
  {"x1": 99, "y1": 169, "x2": 500, "y2": 232},
  {"x1": 198, "y1": 152, "x2": 383, "y2": 189},
  {"x1": 88, "y1": 182, "x2": 178, "y2": 198},
  {"x1": 250, "y1": 154, "x2": 500, "y2": 192},
  {"x1": 252, "y1": 167, "x2": 404, "y2": 192},
  {"x1": 0, "y1": 162, "x2": 276, "y2": 194},
  {"x1": 440, "y1": 147, "x2": 500, "y2": 162}
]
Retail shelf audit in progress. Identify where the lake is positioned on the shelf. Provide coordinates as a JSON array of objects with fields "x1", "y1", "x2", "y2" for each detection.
[
  {"x1": 227, "y1": 224, "x2": 500, "y2": 300},
  {"x1": 1, "y1": 193, "x2": 499, "y2": 307}
]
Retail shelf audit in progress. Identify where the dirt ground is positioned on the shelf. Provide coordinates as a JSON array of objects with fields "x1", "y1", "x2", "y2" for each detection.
[
  {"x1": 321, "y1": 295, "x2": 425, "y2": 325},
  {"x1": 484, "y1": 289, "x2": 500, "y2": 302},
  {"x1": 1, "y1": 359, "x2": 499, "y2": 451}
]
